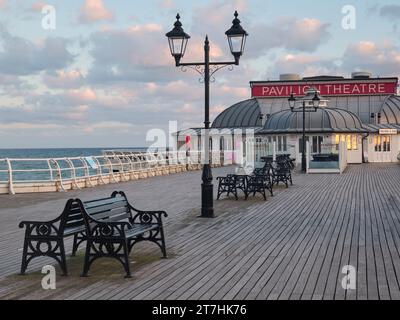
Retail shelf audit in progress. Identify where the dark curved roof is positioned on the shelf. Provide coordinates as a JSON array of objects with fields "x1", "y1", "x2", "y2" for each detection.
[
  {"x1": 262, "y1": 108, "x2": 367, "y2": 133},
  {"x1": 212, "y1": 98, "x2": 261, "y2": 128},
  {"x1": 380, "y1": 95, "x2": 400, "y2": 124}
]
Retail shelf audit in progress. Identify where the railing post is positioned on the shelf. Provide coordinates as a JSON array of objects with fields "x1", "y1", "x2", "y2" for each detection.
[
  {"x1": 94, "y1": 157, "x2": 107, "y2": 185},
  {"x1": 6, "y1": 159, "x2": 15, "y2": 195},
  {"x1": 51, "y1": 159, "x2": 66, "y2": 192},
  {"x1": 66, "y1": 158, "x2": 80, "y2": 190}
]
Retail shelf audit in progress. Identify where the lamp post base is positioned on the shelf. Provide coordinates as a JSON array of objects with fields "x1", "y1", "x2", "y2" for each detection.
[{"x1": 200, "y1": 164, "x2": 214, "y2": 218}]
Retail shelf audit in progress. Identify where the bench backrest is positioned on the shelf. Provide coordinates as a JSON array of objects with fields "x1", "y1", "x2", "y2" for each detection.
[
  {"x1": 83, "y1": 194, "x2": 130, "y2": 224},
  {"x1": 59, "y1": 199, "x2": 86, "y2": 235}
]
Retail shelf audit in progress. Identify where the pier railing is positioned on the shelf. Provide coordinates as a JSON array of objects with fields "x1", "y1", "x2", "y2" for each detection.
[{"x1": 0, "y1": 150, "x2": 230, "y2": 195}]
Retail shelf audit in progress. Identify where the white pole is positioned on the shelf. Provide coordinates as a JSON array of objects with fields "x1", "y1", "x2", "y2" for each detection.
[{"x1": 6, "y1": 159, "x2": 15, "y2": 195}]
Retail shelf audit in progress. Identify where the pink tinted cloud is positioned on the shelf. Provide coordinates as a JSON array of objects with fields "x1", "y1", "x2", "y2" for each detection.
[
  {"x1": 79, "y1": 0, "x2": 114, "y2": 24},
  {"x1": 342, "y1": 41, "x2": 400, "y2": 76},
  {"x1": 0, "y1": 0, "x2": 6, "y2": 9},
  {"x1": 266, "y1": 53, "x2": 339, "y2": 78},
  {"x1": 66, "y1": 88, "x2": 97, "y2": 104},
  {"x1": 43, "y1": 70, "x2": 85, "y2": 89},
  {"x1": 30, "y1": 2, "x2": 46, "y2": 12}
]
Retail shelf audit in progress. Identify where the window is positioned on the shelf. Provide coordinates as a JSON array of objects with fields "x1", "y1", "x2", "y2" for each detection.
[
  {"x1": 310, "y1": 136, "x2": 323, "y2": 153},
  {"x1": 352, "y1": 135, "x2": 357, "y2": 150},
  {"x1": 283, "y1": 136, "x2": 287, "y2": 152},
  {"x1": 347, "y1": 135, "x2": 352, "y2": 151},
  {"x1": 335, "y1": 134, "x2": 358, "y2": 151},
  {"x1": 335, "y1": 134, "x2": 340, "y2": 145},
  {"x1": 375, "y1": 135, "x2": 391, "y2": 152},
  {"x1": 278, "y1": 136, "x2": 282, "y2": 152}
]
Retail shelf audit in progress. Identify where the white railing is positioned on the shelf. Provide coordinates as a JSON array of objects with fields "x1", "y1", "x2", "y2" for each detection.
[{"x1": 0, "y1": 151, "x2": 229, "y2": 195}]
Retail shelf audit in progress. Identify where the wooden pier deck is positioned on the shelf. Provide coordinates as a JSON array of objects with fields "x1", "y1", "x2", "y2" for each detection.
[{"x1": 1, "y1": 163, "x2": 400, "y2": 300}]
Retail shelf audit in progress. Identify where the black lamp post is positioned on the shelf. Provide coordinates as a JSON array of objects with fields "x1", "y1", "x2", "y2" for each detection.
[
  {"x1": 288, "y1": 88, "x2": 322, "y2": 173},
  {"x1": 166, "y1": 11, "x2": 248, "y2": 218}
]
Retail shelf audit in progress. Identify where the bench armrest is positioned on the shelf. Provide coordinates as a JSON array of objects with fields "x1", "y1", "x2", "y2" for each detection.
[
  {"x1": 19, "y1": 219, "x2": 61, "y2": 237},
  {"x1": 130, "y1": 208, "x2": 168, "y2": 225},
  {"x1": 87, "y1": 220, "x2": 132, "y2": 238}
]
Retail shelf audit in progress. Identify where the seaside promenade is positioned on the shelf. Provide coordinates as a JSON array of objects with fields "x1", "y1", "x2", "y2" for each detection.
[{"x1": 1, "y1": 163, "x2": 400, "y2": 300}]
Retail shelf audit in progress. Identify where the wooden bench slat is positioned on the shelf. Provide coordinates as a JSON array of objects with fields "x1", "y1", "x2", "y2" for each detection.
[
  {"x1": 89, "y1": 207, "x2": 129, "y2": 221},
  {"x1": 84, "y1": 197, "x2": 126, "y2": 209},
  {"x1": 63, "y1": 225, "x2": 86, "y2": 236},
  {"x1": 85, "y1": 201, "x2": 128, "y2": 215},
  {"x1": 64, "y1": 218, "x2": 85, "y2": 229}
]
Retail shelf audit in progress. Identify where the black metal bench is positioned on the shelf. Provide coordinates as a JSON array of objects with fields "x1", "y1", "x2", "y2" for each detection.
[
  {"x1": 19, "y1": 198, "x2": 86, "y2": 276},
  {"x1": 79, "y1": 191, "x2": 167, "y2": 278},
  {"x1": 217, "y1": 174, "x2": 239, "y2": 200},
  {"x1": 272, "y1": 161, "x2": 293, "y2": 188},
  {"x1": 245, "y1": 166, "x2": 274, "y2": 200},
  {"x1": 19, "y1": 191, "x2": 167, "y2": 278}
]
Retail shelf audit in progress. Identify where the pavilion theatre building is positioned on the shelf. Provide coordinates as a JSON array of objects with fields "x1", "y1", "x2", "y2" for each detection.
[{"x1": 177, "y1": 72, "x2": 400, "y2": 166}]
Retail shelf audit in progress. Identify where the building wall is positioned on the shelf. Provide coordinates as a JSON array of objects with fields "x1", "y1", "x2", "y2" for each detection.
[{"x1": 367, "y1": 134, "x2": 400, "y2": 162}]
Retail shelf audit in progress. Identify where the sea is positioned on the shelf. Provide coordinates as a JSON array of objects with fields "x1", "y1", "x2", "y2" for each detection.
[
  {"x1": 0, "y1": 147, "x2": 148, "y2": 183},
  {"x1": 0, "y1": 147, "x2": 148, "y2": 159}
]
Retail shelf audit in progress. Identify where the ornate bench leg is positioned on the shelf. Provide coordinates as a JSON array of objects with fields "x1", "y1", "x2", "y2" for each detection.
[
  {"x1": 59, "y1": 240, "x2": 68, "y2": 276},
  {"x1": 81, "y1": 241, "x2": 92, "y2": 277},
  {"x1": 159, "y1": 227, "x2": 167, "y2": 259},
  {"x1": 71, "y1": 234, "x2": 79, "y2": 257},
  {"x1": 71, "y1": 232, "x2": 86, "y2": 257},
  {"x1": 19, "y1": 236, "x2": 29, "y2": 275},
  {"x1": 217, "y1": 183, "x2": 223, "y2": 200},
  {"x1": 20, "y1": 237, "x2": 67, "y2": 276},
  {"x1": 122, "y1": 241, "x2": 132, "y2": 278}
]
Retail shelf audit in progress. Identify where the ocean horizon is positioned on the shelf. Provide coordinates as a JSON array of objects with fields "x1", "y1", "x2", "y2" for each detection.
[{"x1": 0, "y1": 147, "x2": 149, "y2": 159}]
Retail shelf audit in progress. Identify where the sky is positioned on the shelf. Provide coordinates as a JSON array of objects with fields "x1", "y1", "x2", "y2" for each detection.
[{"x1": 0, "y1": 0, "x2": 399, "y2": 148}]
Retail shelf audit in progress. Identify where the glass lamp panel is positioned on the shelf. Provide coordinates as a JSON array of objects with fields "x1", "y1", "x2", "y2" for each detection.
[
  {"x1": 228, "y1": 35, "x2": 244, "y2": 54},
  {"x1": 169, "y1": 37, "x2": 184, "y2": 55}
]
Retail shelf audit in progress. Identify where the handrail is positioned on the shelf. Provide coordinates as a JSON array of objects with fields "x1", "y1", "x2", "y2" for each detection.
[{"x1": 0, "y1": 151, "x2": 233, "y2": 194}]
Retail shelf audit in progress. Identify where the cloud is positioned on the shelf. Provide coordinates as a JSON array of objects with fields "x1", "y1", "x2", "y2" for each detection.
[
  {"x1": 83, "y1": 121, "x2": 134, "y2": 133},
  {"x1": 86, "y1": 24, "x2": 176, "y2": 84},
  {"x1": 29, "y1": 2, "x2": 46, "y2": 12},
  {"x1": 0, "y1": 122, "x2": 65, "y2": 131},
  {"x1": 380, "y1": 4, "x2": 400, "y2": 20},
  {"x1": 247, "y1": 17, "x2": 331, "y2": 57},
  {"x1": 0, "y1": 24, "x2": 75, "y2": 75},
  {"x1": 43, "y1": 70, "x2": 86, "y2": 89},
  {"x1": 266, "y1": 54, "x2": 340, "y2": 78},
  {"x1": 79, "y1": 0, "x2": 114, "y2": 24},
  {"x1": 0, "y1": 0, "x2": 6, "y2": 9},
  {"x1": 342, "y1": 41, "x2": 400, "y2": 76},
  {"x1": 161, "y1": 0, "x2": 175, "y2": 9}
]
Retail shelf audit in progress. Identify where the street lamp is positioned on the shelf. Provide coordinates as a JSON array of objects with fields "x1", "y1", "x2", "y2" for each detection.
[
  {"x1": 166, "y1": 11, "x2": 248, "y2": 218},
  {"x1": 288, "y1": 88, "x2": 325, "y2": 173}
]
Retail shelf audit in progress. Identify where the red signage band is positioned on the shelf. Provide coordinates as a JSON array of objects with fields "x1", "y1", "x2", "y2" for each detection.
[{"x1": 251, "y1": 82, "x2": 398, "y2": 97}]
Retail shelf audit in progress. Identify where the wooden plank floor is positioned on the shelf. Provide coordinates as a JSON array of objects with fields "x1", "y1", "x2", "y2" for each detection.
[{"x1": 0, "y1": 163, "x2": 400, "y2": 300}]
